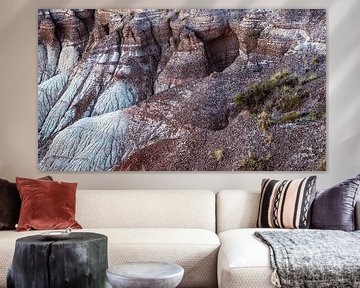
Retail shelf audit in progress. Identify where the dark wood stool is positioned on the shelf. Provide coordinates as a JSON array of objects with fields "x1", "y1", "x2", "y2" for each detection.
[{"x1": 7, "y1": 232, "x2": 108, "y2": 288}]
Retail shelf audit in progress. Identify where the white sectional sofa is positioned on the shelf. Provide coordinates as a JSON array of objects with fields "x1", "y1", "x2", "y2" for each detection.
[{"x1": 0, "y1": 189, "x2": 359, "y2": 288}]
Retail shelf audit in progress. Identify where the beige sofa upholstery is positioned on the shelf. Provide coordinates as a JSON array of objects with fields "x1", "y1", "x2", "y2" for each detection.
[
  {"x1": 216, "y1": 190, "x2": 273, "y2": 288},
  {"x1": 76, "y1": 190, "x2": 216, "y2": 230},
  {"x1": 217, "y1": 229, "x2": 274, "y2": 288},
  {"x1": 216, "y1": 189, "x2": 260, "y2": 233},
  {"x1": 0, "y1": 190, "x2": 219, "y2": 288}
]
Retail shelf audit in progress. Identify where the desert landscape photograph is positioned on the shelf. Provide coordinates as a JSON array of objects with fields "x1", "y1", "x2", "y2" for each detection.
[{"x1": 38, "y1": 9, "x2": 326, "y2": 171}]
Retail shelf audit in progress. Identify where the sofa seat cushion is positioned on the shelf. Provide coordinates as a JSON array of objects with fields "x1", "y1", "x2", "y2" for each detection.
[
  {"x1": 102, "y1": 228, "x2": 220, "y2": 288},
  {"x1": 0, "y1": 228, "x2": 219, "y2": 288},
  {"x1": 218, "y1": 228, "x2": 281, "y2": 288}
]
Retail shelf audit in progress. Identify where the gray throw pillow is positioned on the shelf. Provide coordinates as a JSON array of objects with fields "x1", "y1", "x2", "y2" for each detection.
[{"x1": 311, "y1": 174, "x2": 360, "y2": 231}]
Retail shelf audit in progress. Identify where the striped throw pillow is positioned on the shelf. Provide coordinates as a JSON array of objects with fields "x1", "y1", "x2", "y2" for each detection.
[{"x1": 257, "y1": 176, "x2": 316, "y2": 229}]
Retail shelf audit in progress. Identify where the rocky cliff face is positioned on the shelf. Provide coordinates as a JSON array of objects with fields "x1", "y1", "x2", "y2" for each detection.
[{"x1": 38, "y1": 9, "x2": 326, "y2": 171}]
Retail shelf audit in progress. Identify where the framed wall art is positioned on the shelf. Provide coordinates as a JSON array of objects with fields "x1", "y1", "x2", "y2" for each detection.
[{"x1": 38, "y1": 9, "x2": 326, "y2": 171}]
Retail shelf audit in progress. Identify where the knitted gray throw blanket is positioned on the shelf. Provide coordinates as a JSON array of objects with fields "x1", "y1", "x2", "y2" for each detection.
[{"x1": 255, "y1": 230, "x2": 360, "y2": 288}]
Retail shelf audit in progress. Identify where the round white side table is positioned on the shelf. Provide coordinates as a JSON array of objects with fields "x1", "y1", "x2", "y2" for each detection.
[{"x1": 106, "y1": 262, "x2": 184, "y2": 288}]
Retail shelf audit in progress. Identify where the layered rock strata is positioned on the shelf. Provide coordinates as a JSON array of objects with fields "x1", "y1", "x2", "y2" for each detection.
[{"x1": 38, "y1": 9, "x2": 326, "y2": 171}]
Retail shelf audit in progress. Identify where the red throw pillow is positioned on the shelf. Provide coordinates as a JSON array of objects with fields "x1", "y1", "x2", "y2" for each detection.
[
  {"x1": 16, "y1": 177, "x2": 82, "y2": 231},
  {"x1": 0, "y1": 176, "x2": 53, "y2": 230}
]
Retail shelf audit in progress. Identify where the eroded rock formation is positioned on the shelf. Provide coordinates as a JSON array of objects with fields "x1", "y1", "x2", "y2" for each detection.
[{"x1": 38, "y1": 9, "x2": 326, "y2": 171}]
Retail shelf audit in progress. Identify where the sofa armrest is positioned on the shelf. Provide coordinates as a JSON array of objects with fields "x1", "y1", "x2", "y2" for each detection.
[{"x1": 356, "y1": 201, "x2": 360, "y2": 230}]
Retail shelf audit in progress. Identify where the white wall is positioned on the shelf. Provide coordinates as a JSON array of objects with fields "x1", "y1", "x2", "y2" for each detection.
[{"x1": 0, "y1": 0, "x2": 359, "y2": 190}]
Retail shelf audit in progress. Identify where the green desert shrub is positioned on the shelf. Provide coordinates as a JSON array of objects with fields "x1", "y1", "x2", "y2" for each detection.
[
  {"x1": 278, "y1": 109, "x2": 324, "y2": 124},
  {"x1": 281, "y1": 85, "x2": 292, "y2": 93},
  {"x1": 311, "y1": 56, "x2": 319, "y2": 65},
  {"x1": 310, "y1": 55, "x2": 324, "y2": 66},
  {"x1": 299, "y1": 72, "x2": 318, "y2": 85},
  {"x1": 319, "y1": 159, "x2": 326, "y2": 171},
  {"x1": 279, "y1": 111, "x2": 302, "y2": 123},
  {"x1": 266, "y1": 133, "x2": 274, "y2": 143},
  {"x1": 257, "y1": 111, "x2": 272, "y2": 133},
  {"x1": 302, "y1": 111, "x2": 318, "y2": 122},
  {"x1": 238, "y1": 151, "x2": 272, "y2": 171},
  {"x1": 234, "y1": 70, "x2": 299, "y2": 113},
  {"x1": 234, "y1": 93, "x2": 244, "y2": 110},
  {"x1": 278, "y1": 93, "x2": 303, "y2": 112},
  {"x1": 213, "y1": 148, "x2": 224, "y2": 161}
]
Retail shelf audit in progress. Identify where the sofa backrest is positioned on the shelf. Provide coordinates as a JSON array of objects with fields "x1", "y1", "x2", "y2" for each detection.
[
  {"x1": 76, "y1": 190, "x2": 216, "y2": 231},
  {"x1": 217, "y1": 190, "x2": 360, "y2": 232},
  {"x1": 216, "y1": 190, "x2": 260, "y2": 233}
]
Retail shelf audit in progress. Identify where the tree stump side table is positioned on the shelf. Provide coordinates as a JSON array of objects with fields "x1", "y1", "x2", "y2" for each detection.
[{"x1": 7, "y1": 232, "x2": 108, "y2": 288}]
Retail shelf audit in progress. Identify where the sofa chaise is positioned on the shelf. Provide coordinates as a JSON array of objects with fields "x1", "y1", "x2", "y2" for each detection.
[
  {"x1": 216, "y1": 190, "x2": 360, "y2": 288},
  {"x1": 0, "y1": 189, "x2": 359, "y2": 288}
]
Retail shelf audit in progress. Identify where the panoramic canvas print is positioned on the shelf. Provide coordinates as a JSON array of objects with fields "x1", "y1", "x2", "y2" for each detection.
[{"x1": 38, "y1": 9, "x2": 326, "y2": 171}]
